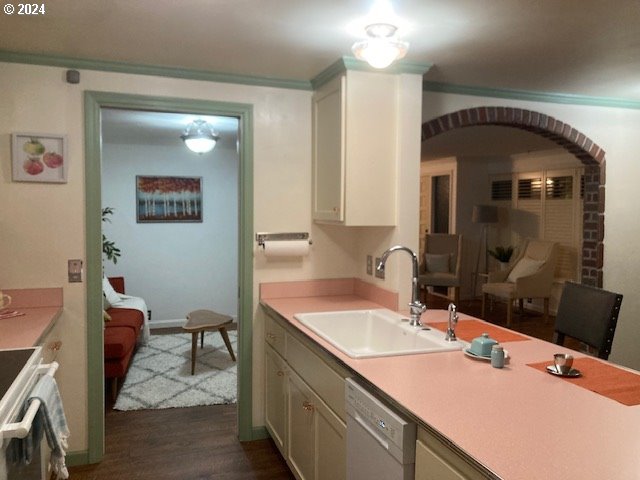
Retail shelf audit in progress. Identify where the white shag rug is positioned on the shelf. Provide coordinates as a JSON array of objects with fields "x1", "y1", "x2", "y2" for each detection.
[{"x1": 113, "y1": 331, "x2": 237, "y2": 411}]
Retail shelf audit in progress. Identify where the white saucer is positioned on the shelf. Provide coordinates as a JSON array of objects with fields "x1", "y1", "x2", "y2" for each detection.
[
  {"x1": 463, "y1": 348, "x2": 509, "y2": 361},
  {"x1": 546, "y1": 365, "x2": 581, "y2": 377}
]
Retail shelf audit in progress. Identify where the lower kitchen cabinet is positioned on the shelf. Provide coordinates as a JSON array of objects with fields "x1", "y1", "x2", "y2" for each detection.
[
  {"x1": 415, "y1": 427, "x2": 486, "y2": 480},
  {"x1": 287, "y1": 368, "x2": 346, "y2": 480},
  {"x1": 265, "y1": 345, "x2": 287, "y2": 455}
]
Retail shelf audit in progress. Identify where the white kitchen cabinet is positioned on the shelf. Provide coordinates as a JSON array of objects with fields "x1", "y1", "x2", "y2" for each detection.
[
  {"x1": 287, "y1": 368, "x2": 346, "y2": 480},
  {"x1": 312, "y1": 71, "x2": 398, "y2": 226},
  {"x1": 265, "y1": 345, "x2": 287, "y2": 456},
  {"x1": 415, "y1": 427, "x2": 486, "y2": 480}
]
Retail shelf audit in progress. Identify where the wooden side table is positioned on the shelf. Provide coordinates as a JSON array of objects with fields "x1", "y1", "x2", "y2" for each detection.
[{"x1": 183, "y1": 309, "x2": 236, "y2": 375}]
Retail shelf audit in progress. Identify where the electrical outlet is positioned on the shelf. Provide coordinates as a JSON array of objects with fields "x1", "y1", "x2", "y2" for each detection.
[
  {"x1": 68, "y1": 259, "x2": 83, "y2": 283},
  {"x1": 375, "y1": 257, "x2": 385, "y2": 279},
  {"x1": 366, "y1": 255, "x2": 373, "y2": 275}
]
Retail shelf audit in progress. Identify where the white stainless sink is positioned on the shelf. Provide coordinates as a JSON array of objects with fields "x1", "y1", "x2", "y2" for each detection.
[{"x1": 293, "y1": 309, "x2": 464, "y2": 358}]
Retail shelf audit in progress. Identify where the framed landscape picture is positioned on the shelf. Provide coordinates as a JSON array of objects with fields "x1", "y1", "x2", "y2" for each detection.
[
  {"x1": 11, "y1": 132, "x2": 68, "y2": 183},
  {"x1": 136, "y1": 175, "x2": 203, "y2": 223}
]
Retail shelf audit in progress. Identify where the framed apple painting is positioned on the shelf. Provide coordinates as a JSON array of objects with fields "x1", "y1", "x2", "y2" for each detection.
[{"x1": 11, "y1": 133, "x2": 68, "y2": 183}]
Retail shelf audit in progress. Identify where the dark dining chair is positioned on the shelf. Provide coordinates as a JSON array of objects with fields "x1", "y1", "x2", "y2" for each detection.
[
  {"x1": 553, "y1": 281, "x2": 623, "y2": 360},
  {"x1": 418, "y1": 233, "x2": 463, "y2": 304}
]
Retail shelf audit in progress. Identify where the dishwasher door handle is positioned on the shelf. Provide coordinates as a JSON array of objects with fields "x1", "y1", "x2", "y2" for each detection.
[{"x1": 351, "y1": 410, "x2": 390, "y2": 451}]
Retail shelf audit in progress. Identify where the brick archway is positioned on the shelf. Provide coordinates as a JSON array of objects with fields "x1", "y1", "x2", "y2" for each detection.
[{"x1": 422, "y1": 106, "x2": 604, "y2": 287}]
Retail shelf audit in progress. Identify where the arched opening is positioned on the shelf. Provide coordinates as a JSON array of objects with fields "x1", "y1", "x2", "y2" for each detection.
[{"x1": 421, "y1": 106, "x2": 605, "y2": 287}]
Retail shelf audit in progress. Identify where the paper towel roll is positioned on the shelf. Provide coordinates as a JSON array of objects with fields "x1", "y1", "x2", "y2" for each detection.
[{"x1": 262, "y1": 240, "x2": 310, "y2": 257}]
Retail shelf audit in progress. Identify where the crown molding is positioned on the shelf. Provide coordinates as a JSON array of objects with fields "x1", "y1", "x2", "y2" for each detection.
[
  {"x1": 311, "y1": 56, "x2": 432, "y2": 90},
  {"x1": 0, "y1": 50, "x2": 312, "y2": 91},
  {"x1": 423, "y1": 81, "x2": 640, "y2": 110},
  {"x1": 2, "y1": 49, "x2": 637, "y2": 109}
]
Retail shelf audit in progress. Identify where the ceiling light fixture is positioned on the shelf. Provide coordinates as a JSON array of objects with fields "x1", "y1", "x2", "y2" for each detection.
[
  {"x1": 352, "y1": 22, "x2": 409, "y2": 69},
  {"x1": 181, "y1": 119, "x2": 220, "y2": 154}
]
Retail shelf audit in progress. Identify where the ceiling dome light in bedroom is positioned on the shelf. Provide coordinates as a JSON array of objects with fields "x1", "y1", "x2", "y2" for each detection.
[{"x1": 181, "y1": 119, "x2": 220, "y2": 154}]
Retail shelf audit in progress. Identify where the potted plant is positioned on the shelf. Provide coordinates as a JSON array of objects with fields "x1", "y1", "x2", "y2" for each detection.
[
  {"x1": 102, "y1": 207, "x2": 121, "y2": 264},
  {"x1": 488, "y1": 245, "x2": 514, "y2": 270}
]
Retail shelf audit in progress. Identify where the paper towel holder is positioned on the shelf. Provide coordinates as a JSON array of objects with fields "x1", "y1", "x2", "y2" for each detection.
[{"x1": 256, "y1": 232, "x2": 312, "y2": 248}]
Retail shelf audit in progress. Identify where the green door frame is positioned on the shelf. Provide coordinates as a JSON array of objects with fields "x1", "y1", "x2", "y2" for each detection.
[{"x1": 84, "y1": 91, "x2": 254, "y2": 462}]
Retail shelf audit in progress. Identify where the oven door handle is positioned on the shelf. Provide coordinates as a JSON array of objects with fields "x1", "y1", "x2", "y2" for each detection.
[{"x1": 0, "y1": 361, "x2": 59, "y2": 440}]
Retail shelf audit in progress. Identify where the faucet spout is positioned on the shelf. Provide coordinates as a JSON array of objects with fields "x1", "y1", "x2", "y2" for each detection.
[
  {"x1": 445, "y1": 302, "x2": 458, "y2": 341},
  {"x1": 377, "y1": 245, "x2": 426, "y2": 327}
]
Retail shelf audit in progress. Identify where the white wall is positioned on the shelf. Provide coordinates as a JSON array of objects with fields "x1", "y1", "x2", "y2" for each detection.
[
  {"x1": 423, "y1": 91, "x2": 640, "y2": 370},
  {"x1": 102, "y1": 141, "x2": 238, "y2": 322}
]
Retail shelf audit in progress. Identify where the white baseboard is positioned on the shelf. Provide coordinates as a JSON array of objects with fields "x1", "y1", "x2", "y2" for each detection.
[{"x1": 149, "y1": 318, "x2": 187, "y2": 329}]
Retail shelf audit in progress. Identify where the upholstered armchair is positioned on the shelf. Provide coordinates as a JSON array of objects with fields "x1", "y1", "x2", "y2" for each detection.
[
  {"x1": 418, "y1": 233, "x2": 463, "y2": 304},
  {"x1": 481, "y1": 239, "x2": 558, "y2": 326}
]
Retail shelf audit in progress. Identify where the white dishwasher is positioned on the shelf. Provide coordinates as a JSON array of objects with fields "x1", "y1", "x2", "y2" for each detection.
[{"x1": 345, "y1": 378, "x2": 417, "y2": 480}]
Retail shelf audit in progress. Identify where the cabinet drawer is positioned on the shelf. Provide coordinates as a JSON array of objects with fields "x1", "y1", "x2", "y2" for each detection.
[
  {"x1": 286, "y1": 333, "x2": 346, "y2": 421},
  {"x1": 265, "y1": 313, "x2": 286, "y2": 357}
]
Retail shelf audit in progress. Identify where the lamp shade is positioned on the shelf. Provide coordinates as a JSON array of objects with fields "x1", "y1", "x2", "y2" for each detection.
[{"x1": 472, "y1": 205, "x2": 498, "y2": 224}]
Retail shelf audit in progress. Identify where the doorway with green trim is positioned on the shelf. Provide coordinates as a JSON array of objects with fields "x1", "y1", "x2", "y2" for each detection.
[{"x1": 84, "y1": 91, "x2": 254, "y2": 463}]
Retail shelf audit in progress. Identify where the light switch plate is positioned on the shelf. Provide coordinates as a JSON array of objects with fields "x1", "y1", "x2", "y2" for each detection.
[
  {"x1": 68, "y1": 259, "x2": 83, "y2": 283},
  {"x1": 375, "y1": 257, "x2": 385, "y2": 279},
  {"x1": 366, "y1": 255, "x2": 373, "y2": 275}
]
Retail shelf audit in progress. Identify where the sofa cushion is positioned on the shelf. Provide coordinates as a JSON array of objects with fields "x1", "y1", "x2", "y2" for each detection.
[
  {"x1": 104, "y1": 326, "x2": 136, "y2": 360},
  {"x1": 507, "y1": 257, "x2": 545, "y2": 283},
  {"x1": 104, "y1": 346, "x2": 135, "y2": 378},
  {"x1": 106, "y1": 308, "x2": 144, "y2": 333}
]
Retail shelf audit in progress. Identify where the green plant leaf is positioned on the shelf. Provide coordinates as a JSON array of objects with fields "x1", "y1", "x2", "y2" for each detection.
[{"x1": 488, "y1": 245, "x2": 514, "y2": 262}]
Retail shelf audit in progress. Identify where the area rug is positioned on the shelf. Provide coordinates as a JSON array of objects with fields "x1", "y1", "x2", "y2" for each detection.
[{"x1": 113, "y1": 331, "x2": 237, "y2": 411}]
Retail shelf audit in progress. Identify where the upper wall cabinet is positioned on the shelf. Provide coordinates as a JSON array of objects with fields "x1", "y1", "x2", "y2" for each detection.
[{"x1": 312, "y1": 71, "x2": 398, "y2": 226}]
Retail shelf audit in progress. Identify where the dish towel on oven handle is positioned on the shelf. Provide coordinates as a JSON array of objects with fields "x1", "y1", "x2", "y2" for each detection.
[{"x1": 8, "y1": 374, "x2": 70, "y2": 479}]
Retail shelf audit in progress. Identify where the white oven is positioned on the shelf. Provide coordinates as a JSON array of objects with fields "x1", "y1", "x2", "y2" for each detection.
[{"x1": 0, "y1": 347, "x2": 58, "y2": 480}]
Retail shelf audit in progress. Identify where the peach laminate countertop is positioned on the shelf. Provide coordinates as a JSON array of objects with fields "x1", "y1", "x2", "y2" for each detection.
[
  {"x1": 261, "y1": 288, "x2": 640, "y2": 480},
  {"x1": 0, "y1": 288, "x2": 63, "y2": 349}
]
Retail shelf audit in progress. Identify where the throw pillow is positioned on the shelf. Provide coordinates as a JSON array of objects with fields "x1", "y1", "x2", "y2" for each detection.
[
  {"x1": 425, "y1": 253, "x2": 450, "y2": 273},
  {"x1": 507, "y1": 257, "x2": 545, "y2": 283},
  {"x1": 102, "y1": 276, "x2": 122, "y2": 307}
]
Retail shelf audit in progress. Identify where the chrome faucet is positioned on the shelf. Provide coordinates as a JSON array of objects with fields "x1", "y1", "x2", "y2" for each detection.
[
  {"x1": 377, "y1": 245, "x2": 426, "y2": 327},
  {"x1": 445, "y1": 302, "x2": 458, "y2": 341}
]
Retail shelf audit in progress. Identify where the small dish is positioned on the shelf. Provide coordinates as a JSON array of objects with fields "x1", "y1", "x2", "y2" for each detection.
[
  {"x1": 546, "y1": 365, "x2": 581, "y2": 377},
  {"x1": 463, "y1": 348, "x2": 509, "y2": 361}
]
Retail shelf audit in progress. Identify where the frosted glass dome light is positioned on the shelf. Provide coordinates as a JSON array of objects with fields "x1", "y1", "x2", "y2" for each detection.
[
  {"x1": 352, "y1": 23, "x2": 409, "y2": 69},
  {"x1": 181, "y1": 119, "x2": 220, "y2": 154}
]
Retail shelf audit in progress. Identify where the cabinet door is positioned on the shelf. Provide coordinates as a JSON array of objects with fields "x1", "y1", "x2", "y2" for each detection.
[
  {"x1": 265, "y1": 345, "x2": 287, "y2": 455},
  {"x1": 287, "y1": 371, "x2": 316, "y2": 480},
  {"x1": 312, "y1": 75, "x2": 345, "y2": 222},
  {"x1": 315, "y1": 398, "x2": 346, "y2": 480},
  {"x1": 287, "y1": 369, "x2": 346, "y2": 480}
]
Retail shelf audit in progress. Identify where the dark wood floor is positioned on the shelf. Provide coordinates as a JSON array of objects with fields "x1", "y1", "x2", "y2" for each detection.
[
  {"x1": 68, "y1": 404, "x2": 294, "y2": 480},
  {"x1": 69, "y1": 294, "x2": 574, "y2": 479}
]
